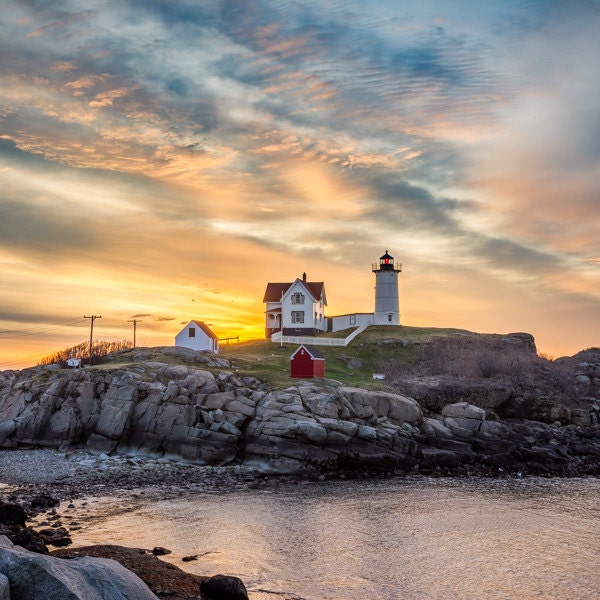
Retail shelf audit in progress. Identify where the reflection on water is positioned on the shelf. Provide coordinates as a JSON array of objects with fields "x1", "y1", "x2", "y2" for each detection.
[{"x1": 73, "y1": 477, "x2": 600, "y2": 600}]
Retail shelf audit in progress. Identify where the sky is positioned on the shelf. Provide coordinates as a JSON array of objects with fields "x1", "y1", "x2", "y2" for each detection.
[{"x1": 1, "y1": 0, "x2": 599, "y2": 369}]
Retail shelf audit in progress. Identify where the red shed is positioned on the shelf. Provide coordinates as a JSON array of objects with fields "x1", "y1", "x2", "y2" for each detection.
[{"x1": 290, "y1": 344, "x2": 325, "y2": 378}]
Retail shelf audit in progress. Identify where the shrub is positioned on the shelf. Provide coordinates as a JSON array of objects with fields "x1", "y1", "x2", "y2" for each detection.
[{"x1": 38, "y1": 340, "x2": 133, "y2": 367}]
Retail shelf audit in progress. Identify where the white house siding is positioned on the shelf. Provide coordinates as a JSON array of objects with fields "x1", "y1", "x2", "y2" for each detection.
[
  {"x1": 330, "y1": 313, "x2": 373, "y2": 332},
  {"x1": 265, "y1": 301, "x2": 282, "y2": 337},
  {"x1": 281, "y1": 280, "x2": 327, "y2": 336},
  {"x1": 175, "y1": 321, "x2": 219, "y2": 353}
]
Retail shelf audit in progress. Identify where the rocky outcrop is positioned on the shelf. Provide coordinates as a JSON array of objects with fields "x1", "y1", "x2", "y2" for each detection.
[
  {"x1": 1, "y1": 348, "x2": 600, "y2": 477},
  {"x1": 0, "y1": 535, "x2": 158, "y2": 599},
  {"x1": 419, "y1": 402, "x2": 600, "y2": 476},
  {"x1": 0, "y1": 355, "x2": 423, "y2": 473}
]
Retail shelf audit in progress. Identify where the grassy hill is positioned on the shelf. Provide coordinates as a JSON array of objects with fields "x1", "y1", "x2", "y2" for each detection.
[{"x1": 220, "y1": 325, "x2": 480, "y2": 389}]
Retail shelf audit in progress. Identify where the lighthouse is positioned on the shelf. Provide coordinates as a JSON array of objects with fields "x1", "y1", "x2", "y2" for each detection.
[{"x1": 372, "y1": 250, "x2": 402, "y2": 325}]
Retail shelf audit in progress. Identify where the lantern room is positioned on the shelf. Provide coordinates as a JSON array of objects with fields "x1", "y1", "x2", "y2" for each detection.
[{"x1": 380, "y1": 251, "x2": 394, "y2": 270}]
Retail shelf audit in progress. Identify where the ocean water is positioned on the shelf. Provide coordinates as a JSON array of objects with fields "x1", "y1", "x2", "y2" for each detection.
[{"x1": 72, "y1": 477, "x2": 600, "y2": 600}]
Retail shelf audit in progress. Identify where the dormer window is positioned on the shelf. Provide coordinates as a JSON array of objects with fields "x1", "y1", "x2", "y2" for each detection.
[{"x1": 291, "y1": 293, "x2": 305, "y2": 304}]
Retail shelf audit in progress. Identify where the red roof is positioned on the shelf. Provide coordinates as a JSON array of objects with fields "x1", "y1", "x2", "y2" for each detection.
[{"x1": 263, "y1": 281, "x2": 325, "y2": 303}]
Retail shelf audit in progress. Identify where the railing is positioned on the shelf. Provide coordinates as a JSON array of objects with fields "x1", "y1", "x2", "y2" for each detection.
[
  {"x1": 271, "y1": 321, "x2": 371, "y2": 347},
  {"x1": 372, "y1": 262, "x2": 402, "y2": 272}
]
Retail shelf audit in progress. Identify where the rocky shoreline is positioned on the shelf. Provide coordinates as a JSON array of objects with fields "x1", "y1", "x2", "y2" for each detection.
[
  {"x1": 1, "y1": 443, "x2": 600, "y2": 599},
  {"x1": 1, "y1": 343, "x2": 600, "y2": 598},
  {"x1": 1, "y1": 346, "x2": 599, "y2": 481},
  {"x1": 0, "y1": 449, "x2": 289, "y2": 599}
]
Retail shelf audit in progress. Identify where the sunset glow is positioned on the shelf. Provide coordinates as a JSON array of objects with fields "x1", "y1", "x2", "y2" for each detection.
[{"x1": 1, "y1": 1, "x2": 599, "y2": 369}]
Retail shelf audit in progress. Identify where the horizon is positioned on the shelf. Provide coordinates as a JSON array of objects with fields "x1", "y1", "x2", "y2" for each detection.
[{"x1": 1, "y1": 1, "x2": 599, "y2": 369}]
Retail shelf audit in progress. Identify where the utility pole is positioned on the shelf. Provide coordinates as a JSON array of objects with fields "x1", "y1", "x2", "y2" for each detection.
[
  {"x1": 127, "y1": 319, "x2": 141, "y2": 348},
  {"x1": 83, "y1": 315, "x2": 102, "y2": 366}
]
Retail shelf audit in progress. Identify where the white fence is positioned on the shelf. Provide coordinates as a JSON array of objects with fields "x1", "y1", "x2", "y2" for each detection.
[{"x1": 271, "y1": 321, "x2": 371, "y2": 347}]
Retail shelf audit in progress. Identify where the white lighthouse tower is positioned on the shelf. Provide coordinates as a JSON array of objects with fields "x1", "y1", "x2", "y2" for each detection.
[{"x1": 372, "y1": 250, "x2": 402, "y2": 325}]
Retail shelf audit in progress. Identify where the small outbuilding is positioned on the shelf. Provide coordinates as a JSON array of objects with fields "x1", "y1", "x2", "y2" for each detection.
[
  {"x1": 290, "y1": 344, "x2": 325, "y2": 378},
  {"x1": 175, "y1": 320, "x2": 219, "y2": 353}
]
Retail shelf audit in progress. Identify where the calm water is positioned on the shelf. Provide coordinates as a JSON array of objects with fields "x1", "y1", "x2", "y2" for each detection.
[{"x1": 72, "y1": 477, "x2": 600, "y2": 600}]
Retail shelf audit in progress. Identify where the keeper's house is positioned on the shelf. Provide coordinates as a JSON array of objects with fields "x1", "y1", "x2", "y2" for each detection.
[{"x1": 263, "y1": 273, "x2": 327, "y2": 338}]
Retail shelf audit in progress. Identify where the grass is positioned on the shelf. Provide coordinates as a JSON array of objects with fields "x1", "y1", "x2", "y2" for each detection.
[
  {"x1": 91, "y1": 325, "x2": 491, "y2": 390},
  {"x1": 220, "y1": 325, "x2": 473, "y2": 389}
]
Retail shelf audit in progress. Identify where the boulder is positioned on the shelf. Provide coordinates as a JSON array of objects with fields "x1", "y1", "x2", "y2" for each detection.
[
  {"x1": 0, "y1": 536, "x2": 159, "y2": 599},
  {"x1": 442, "y1": 402, "x2": 485, "y2": 434},
  {"x1": 442, "y1": 402, "x2": 486, "y2": 421},
  {"x1": 0, "y1": 573, "x2": 8, "y2": 600},
  {"x1": 339, "y1": 387, "x2": 422, "y2": 425},
  {"x1": 200, "y1": 574, "x2": 249, "y2": 600}
]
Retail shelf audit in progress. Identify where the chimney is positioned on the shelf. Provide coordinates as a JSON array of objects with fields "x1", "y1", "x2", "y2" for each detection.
[{"x1": 302, "y1": 272, "x2": 307, "y2": 283}]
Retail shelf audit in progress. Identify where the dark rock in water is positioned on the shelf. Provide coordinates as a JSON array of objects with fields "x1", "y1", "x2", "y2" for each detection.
[
  {"x1": 0, "y1": 502, "x2": 27, "y2": 526},
  {"x1": 182, "y1": 554, "x2": 198, "y2": 562},
  {"x1": 200, "y1": 574, "x2": 249, "y2": 600},
  {"x1": 0, "y1": 501, "x2": 50, "y2": 554},
  {"x1": 6, "y1": 526, "x2": 48, "y2": 555},
  {"x1": 38, "y1": 526, "x2": 72, "y2": 547},
  {"x1": 152, "y1": 546, "x2": 171, "y2": 556},
  {"x1": 29, "y1": 495, "x2": 60, "y2": 512}
]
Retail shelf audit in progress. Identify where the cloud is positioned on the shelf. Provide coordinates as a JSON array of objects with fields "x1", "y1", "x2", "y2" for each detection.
[{"x1": 0, "y1": 0, "x2": 599, "y2": 365}]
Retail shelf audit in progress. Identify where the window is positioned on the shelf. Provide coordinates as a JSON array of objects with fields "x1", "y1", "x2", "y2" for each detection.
[
  {"x1": 292, "y1": 311, "x2": 304, "y2": 324},
  {"x1": 350, "y1": 315, "x2": 356, "y2": 325},
  {"x1": 189, "y1": 327, "x2": 196, "y2": 337},
  {"x1": 291, "y1": 293, "x2": 305, "y2": 304},
  {"x1": 387, "y1": 314, "x2": 393, "y2": 322}
]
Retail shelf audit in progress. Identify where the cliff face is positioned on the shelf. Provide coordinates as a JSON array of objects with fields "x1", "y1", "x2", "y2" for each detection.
[
  {"x1": 1, "y1": 346, "x2": 599, "y2": 477},
  {"x1": 0, "y1": 348, "x2": 422, "y2": 473}
]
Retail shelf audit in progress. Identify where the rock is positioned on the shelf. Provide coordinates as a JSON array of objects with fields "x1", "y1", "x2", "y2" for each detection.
[
  {"x1": 420, "y1": 448, "x2": 461, "y2": 468},
  {"x1": 0, "y1": 535, "x2": 159, "y2": 599},
  {"x1": 421, "y1": 418, "x2": 454, "y2": 439},
  {"x1": 30, "y1": 495, "x2": 60, "y2": 511},
  {"x1": 4, "y1": 526, "x2": 48, "y2": 555},
  {"x1": 200, "y1": 574, "x2": 249, "y2": 600},
  {"x1": 37, "y1": 526, "x2": 72, "y2": 547},
  {"x1": 181, "y1": 554, "x2": 198, "y2": 562},
  {"x1": 357, "y1": 425, "x2": 378, "y2": 441},
  {"x1": 0, "y1": 573, "x2": 9, "y2": 600},
  {"x1": 442, "y1": 402, "x2": 486, "y2": 421},
  {"x1": 0, "y1": 503, "x2": 27, "y2": 527},
  {"x1": 442, "y1": 403, "x2": 485, "y2": 434},
  {"x1": 295, "y1": 421, "x2": 327, "y2": 444},
  {"x1": 339, "y1": 387, "x2": 422, "y2": 425},
  {"x1": 52, "y1": 544, "x2": 205, "y2": 600}
]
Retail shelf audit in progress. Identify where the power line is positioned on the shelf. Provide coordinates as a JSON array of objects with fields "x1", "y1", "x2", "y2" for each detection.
[{"x1": 0, "y1": 318, "x2": 85, "y2": 338}]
